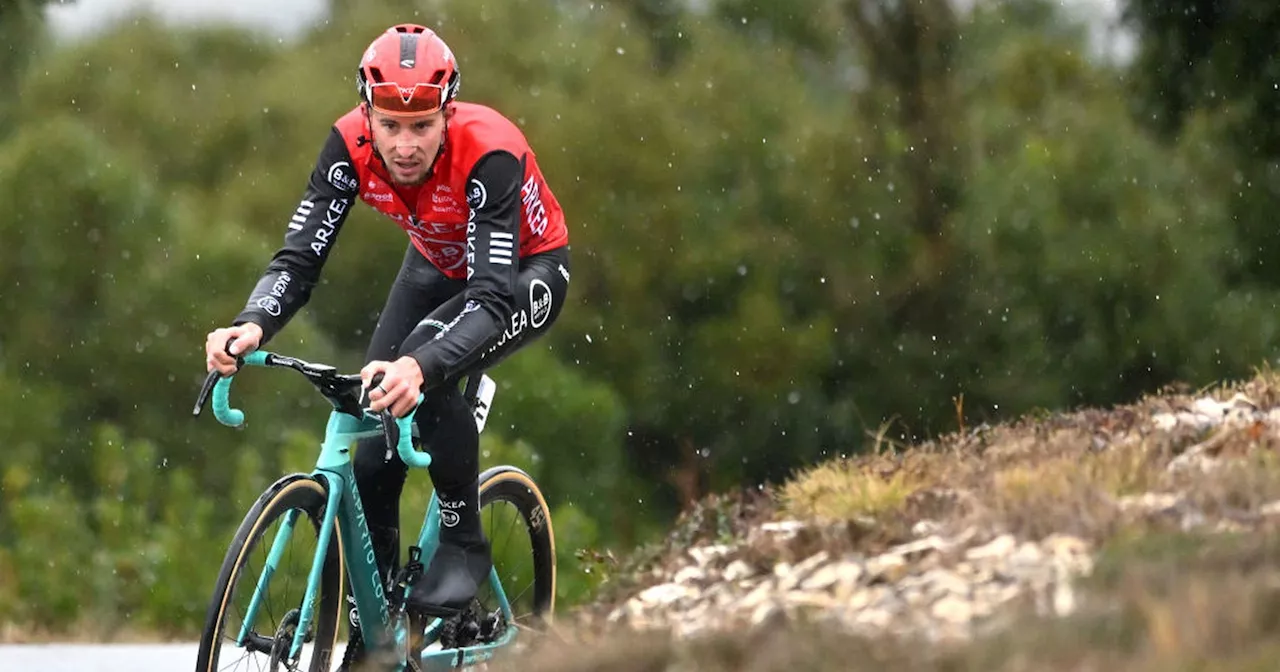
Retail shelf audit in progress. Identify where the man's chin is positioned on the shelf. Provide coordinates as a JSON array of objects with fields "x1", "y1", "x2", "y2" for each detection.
[{"x1": 390, "y1": 173, "x2": 428, "y2": 187}]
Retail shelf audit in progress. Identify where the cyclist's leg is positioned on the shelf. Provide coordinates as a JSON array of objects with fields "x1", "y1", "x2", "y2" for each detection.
[
  {"x1": 399, "y1": 246, "x2": 571, "y2": 614},
  {"x1": 344, "y1": 245, "x2": 463, "y2": 665},
  {"x1": 356, "y1": 245, "x2": 465, "y2": 569}
]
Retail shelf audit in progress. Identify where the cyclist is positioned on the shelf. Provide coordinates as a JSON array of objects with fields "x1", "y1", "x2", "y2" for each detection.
[{"x1": 203, "y1": 22, "x2": 570, "y2": 668}]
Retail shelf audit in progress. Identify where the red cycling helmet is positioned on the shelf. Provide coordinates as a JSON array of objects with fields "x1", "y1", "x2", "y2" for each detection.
[{"x1": 357, "y1": 23, "x2": 460, "y2": 116}]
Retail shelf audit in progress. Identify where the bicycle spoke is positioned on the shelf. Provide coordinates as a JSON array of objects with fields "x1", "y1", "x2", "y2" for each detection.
[
  {"x1": 498, "y1": 504, "x2": 520, "y2": 558},
  {"x1": 220, "y1": 645, "x2": 260, "y2": 672},
  {"x1": 508, "y1": 581, "x2": 534, "y2": 608},
  {"x1": 217, "y1": 648, "x2": 245, "y2": 672}
]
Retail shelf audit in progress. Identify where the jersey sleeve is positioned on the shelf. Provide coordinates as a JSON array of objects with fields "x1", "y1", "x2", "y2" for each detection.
[
  {"x1": 408, "y1": 149, "x2": 523, "y2": 383},
  {"x1": 232, "y1": 128, "x2": 359, "y2": 344}
]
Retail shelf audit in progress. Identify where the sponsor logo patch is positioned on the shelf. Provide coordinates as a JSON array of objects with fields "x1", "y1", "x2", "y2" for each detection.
[
  {"x1": 467, "y1": 178, "x2": 488, "y2": 210},
  {"x1": 529, "y1": 279, "x2": 552, "y2": 328},
  {"x1": 327, "y1": 161, "x2": 359, "y2": 192},
  {"x1": 256, "y1": 296, "x2": 282, "y2": 317}
]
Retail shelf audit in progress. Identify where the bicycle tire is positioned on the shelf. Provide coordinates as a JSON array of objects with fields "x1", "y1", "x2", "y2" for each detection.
[
  {"x1": 477, "y1": 465, "x2": 557, "y2": 627},
  {"x1": 195, "y1": 474, "x2": 344, "y2": 672}
]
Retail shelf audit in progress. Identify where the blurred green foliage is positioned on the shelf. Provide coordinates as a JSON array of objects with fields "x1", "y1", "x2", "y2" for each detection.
[{"x1": 1, "y1": 0, "x2": 1277, "y2": 636}]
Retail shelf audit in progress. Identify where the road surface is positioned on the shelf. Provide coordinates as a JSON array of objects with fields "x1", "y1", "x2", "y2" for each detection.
[{"x1": 0, "y1": 642, "x2": 354, "y2": 671}]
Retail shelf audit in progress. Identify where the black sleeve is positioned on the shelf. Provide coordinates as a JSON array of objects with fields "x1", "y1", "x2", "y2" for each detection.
[
  {"x1": 232, "y1": 128, "x2": 360, "y2": 343},
  {"x1": 408, "y1": 150, "x2": 523, "y2": 383}
]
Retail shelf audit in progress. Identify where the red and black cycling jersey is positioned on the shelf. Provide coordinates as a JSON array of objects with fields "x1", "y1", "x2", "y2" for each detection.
[{"x1": 233, "y1": 102, "x2": 568, "y2": 382}]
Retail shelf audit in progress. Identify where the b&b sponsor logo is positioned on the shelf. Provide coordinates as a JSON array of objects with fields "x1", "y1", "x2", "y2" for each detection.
[
  {"x1": 467, "y1": 178, "x2": 488, "y2": 210},
  {"x1": 256, "y1": 296, "x2": 282, "y2": 317},
  {"x1": 326, "y1": 161, "x2": 359, "y2": 192},
  {"x1": 529, "y1": 279, "x2": 552, "y2": 328}
]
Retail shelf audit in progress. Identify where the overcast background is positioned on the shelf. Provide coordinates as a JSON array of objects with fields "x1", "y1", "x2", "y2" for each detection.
[{"x1": 45, "y1": 0, "x2": 1136, "y2": 61}]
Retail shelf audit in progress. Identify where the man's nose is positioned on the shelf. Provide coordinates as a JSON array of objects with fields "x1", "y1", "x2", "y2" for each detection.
[{"x1": 392, "y1": 143, "x2": 417, "y2": 158}]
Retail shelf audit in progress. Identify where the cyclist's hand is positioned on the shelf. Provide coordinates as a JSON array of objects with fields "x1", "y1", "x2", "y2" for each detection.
[
  {"x1": 205, "y1": 323, "x2": 264, "y2": 375},
  {"x1": 361, "y1": 356, "x2": 425, "y2": 418}
]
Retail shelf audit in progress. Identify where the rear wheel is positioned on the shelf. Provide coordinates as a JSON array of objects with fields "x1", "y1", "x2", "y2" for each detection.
[
  {"x1": 477, "y1": 466, "x2": 556, "y2": 632},
  {"x1": 195, "y1": 475, "x2": 344, "y2": 672}
]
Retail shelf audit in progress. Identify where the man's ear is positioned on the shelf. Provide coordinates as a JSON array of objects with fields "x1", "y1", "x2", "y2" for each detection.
[{"x1": 444, "y1": 104, "x2": 457, "y2": 122}]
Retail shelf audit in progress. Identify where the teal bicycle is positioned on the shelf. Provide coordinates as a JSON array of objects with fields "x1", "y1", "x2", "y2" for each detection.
[{"x1": 191, "y1": 349, "x2": 556, "y2": 671}]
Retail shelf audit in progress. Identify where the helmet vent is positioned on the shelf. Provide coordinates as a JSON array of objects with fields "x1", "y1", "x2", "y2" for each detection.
[{"x1": 399, "y1": 33, "x2": 419, "y2": 69}]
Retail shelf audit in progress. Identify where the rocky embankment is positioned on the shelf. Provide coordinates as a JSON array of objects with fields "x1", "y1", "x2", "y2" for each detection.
[
  {"x1": 586, "y1": 384, "x2": 1280, "y2": 645},
  {"x1": 609, "y1": 524, "x2": 1093, "y2": 642}
]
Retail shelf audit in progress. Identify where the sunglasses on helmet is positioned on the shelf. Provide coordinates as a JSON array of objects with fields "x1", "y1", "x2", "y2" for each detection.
[{"x1": 366, "y1": 81, "x2": 447, "y2": 115}]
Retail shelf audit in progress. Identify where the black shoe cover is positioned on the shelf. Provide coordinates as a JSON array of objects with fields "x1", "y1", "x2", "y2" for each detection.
[{"x1": 406, "y1": 539, "x2": 493, "y2": 617}]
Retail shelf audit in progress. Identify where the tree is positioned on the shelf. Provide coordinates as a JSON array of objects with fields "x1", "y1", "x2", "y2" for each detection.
[
  {"x1": 1121, "y1": 0, "x2": 1280, "y2": 286},
  {"x1": 0, "y1": 0, "x2": 61, "y2": 137}
]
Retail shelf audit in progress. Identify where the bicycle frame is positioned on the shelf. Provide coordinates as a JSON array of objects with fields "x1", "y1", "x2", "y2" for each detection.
[{"x1": 210, "y1": 351, "x2": 519, "y2": 670}]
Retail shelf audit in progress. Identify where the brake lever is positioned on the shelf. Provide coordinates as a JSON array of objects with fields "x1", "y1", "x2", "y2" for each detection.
[
  {"x1": 193, "y1": 369, "x2": 220, "y2": 416},
  {"x1": 364, "y1": 372, "x2": 400, "y2": 459},
  {"x1": 192, "y1": 337, "x2": 246, "y2": 417},
  {"x1": 381, "y1": 409, "x2": 399, "y2": 460}
]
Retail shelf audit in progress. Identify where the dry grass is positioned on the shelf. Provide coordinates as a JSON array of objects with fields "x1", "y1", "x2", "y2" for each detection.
[
  {"x1": 771, "y1": 371, "x2": 1280, "y2": 546},
  {"x1": 778, "y1": 455, "x2": 926, "y2": 522}
]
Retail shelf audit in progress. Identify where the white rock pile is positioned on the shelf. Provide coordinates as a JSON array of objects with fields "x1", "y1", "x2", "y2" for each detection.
[
  {"x1": 608, "y1": 524, "x2": 1093, "y2": 642},
  {"x1": 1152, "y1": 393, "x2": 1278, "y2": 474}
]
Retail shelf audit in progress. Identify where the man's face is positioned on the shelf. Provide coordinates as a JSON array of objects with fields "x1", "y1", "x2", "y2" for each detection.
[{"x1": 368, "y1": 106, "x2": 452, "y2": 185}]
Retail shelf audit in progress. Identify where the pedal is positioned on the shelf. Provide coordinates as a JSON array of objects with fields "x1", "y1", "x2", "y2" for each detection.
[{"x1": 471, "y1": 374, "x2": 496, "y2": 433}]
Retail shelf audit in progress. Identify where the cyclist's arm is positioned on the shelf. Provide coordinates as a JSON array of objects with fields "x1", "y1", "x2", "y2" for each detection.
[
  {"x1": 231, "y1": 129, "x2": 359, "y2": 344},
  {"x1": 408, "y1": 150, "x2": 523, "y2": 383}
]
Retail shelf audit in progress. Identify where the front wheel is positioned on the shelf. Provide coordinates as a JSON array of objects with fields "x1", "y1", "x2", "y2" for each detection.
[
  {"x1": 195, "y1": 474, "x2": 344, "y2": 672},
  {"x1": 477, "y1": 465, "x2": 557, "y2": 632}
]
